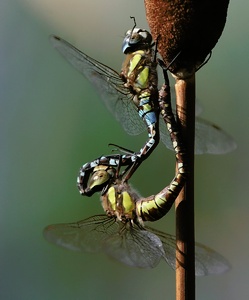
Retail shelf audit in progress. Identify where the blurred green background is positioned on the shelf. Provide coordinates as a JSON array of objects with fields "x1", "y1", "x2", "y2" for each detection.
[{"x1": 1, "y1": 0, "x2": 248, "y2": 299}]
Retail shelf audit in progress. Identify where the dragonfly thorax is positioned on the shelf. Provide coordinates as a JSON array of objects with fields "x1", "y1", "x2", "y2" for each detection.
[
  {"x1": 121, "y1": 49, "x2": 158, "y2": 100},
  {"x1": 102, "y1": 179, "x2": 139, "y2": 223}
]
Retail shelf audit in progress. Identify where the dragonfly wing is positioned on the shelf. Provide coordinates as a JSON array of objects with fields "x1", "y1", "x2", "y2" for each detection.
[
  {"x1": 103, "y1": 224, "x2": 165, "y2": 268},
  {"x1": 194, "y1": 116, "x2": 237, "y2": 154},
  {"x1": 50, "y1": 35, "x2": 145, "y2": 136},
  {"x1": 44, "y1": 215, "x2": 164, "y2": 268},
  {"x1": 159, "y1": 117, "x2": 173, "y2": 150},
  {"x1": 43, "y1": 215, "x2": 118, "y2": 253},
  {"x1": 146, "y1": 226, "x2": 177, "y2": 270},
  {"x1": 146, "y1": 226, "x2": 231, "y2": 276},
  {"x1": 114, "y1": 96, "x2": 146, "y2": 135},
  {"x1": 194, "y1": 241, "x2": 231, "y2": 276},
  {"x1": 159, "y1": 115, "x2": 236, "y2": 154}
]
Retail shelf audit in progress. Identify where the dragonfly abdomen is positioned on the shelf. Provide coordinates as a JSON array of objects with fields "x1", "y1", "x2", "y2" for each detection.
[{"x1": 136, "y1": 171, "x2": 186, "y2": 222}]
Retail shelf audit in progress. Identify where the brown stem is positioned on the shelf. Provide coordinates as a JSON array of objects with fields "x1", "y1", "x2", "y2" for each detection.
[{"x1": 174, "y1": 75, "x2": 195, "y2": 300}]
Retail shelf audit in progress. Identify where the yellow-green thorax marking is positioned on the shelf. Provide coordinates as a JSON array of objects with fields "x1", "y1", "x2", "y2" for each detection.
[{"x1": 102, "y1": 178, "x2": 137, "y2": 222}]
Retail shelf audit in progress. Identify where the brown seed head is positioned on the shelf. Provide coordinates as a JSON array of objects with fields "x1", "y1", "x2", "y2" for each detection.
[{"x1": 144, "y1": 0, "x2": 229, "y2": 78}]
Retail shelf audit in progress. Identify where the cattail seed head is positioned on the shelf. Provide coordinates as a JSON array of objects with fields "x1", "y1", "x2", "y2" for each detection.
[{"x1": 144, "y1": 0, "x2": 229, "y2": 78}]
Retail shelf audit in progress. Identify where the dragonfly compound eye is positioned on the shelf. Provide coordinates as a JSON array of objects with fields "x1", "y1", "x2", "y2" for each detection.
[
  {"x1": 87, "y1": 166, "x2": 116, "y2": 193},
  {"x1": 88, "y1": 170, "x2": 110, "y2": 189},
  {"x1": 122, "y1": 28, "x2": 153, "y2": 54}
]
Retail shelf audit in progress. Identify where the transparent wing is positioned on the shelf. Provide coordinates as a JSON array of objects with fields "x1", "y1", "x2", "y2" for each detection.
[
  {"x1": 103, "y1": 223, "x2": 165, "y2": 268},
  {"x1": 147, "y1": 226, "x2": 231, "y2": 276},
  {"x1": 193, "y1": 241, "x2": 231, "y2": 276},
  {"x1": 44, "y1": 215, "x2": 230, "y2": 273},
  {"x1": 44, "y1": 215, "x2": 115, "y2": 253},
  {"x1": 50, "y1": 35, "x2": 145, "y2": 136},
  {"x1": 159, "y1": 114, "x2": 237, "y2": 154},
  {"x1": 146, "y1": 226, "x2": 176, "y2": 270},
  {"x1": 44, "y1": 215, "x2": 165, "y2": 268},
  {"x1": 194, "y1": 116, "x2": 237, "y2": 154}
]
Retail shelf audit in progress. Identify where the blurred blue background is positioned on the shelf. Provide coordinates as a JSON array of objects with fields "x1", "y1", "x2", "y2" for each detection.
[{"x1": 1, "y1": 0, "x2": 248, "y2": 299}]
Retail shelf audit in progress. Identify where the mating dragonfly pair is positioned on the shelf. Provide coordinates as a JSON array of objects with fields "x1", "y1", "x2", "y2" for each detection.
[{"x1": 44, "y1": 26, "x2": 234, "y2": 273}]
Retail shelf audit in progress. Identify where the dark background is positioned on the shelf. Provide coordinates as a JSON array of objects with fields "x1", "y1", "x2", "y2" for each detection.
[{"x1": 1, "y1": 1, "x2": 248, "y2": 299}]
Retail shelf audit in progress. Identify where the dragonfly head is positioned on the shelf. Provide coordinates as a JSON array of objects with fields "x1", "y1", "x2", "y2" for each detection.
[
  {"x1": 78, "y1": 165, "x2": 116, "y2": 197},
  {"x1": 122, "y1": 28, "x2": 153, "y2": 54}
]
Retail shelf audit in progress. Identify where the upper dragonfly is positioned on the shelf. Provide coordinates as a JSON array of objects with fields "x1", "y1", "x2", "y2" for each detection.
[{"x1": 50, "y1": 29, "x2": 236, "y2": 162}]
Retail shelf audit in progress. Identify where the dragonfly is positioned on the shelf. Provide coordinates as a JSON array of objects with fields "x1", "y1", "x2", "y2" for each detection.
[
  {"x1": 44, "y1": 164, "x2": 230, "y2": 274},
  {"x1": 50, "y1": 30, "x2": 236, "y2": 171},
  {"x1": 77, "y1": 70, "x2": 187, "y2": 222}
]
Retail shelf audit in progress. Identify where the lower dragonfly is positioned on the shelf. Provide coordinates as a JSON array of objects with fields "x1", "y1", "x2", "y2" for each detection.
[
  {"x1": 50, "y1": 29, "x2": 236, "y2": 171},
  {"x1": 44, "y1": 163, "x2": 230, "y2": 274}
]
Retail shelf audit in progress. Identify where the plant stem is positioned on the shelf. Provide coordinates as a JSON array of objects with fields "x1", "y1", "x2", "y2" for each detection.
[{"x1": 174, "y1": 75, "x2": 196, "y2": 300}]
